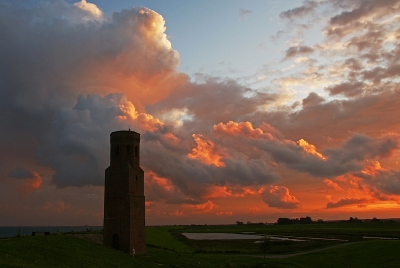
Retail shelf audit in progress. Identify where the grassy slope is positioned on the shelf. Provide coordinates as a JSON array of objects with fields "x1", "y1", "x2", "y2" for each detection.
[
  {"x1": 145, "y1": 226, "x2": 193, "y2": 253},
  {"x1": 1, "y1": 225, "x2": 400, "y2": 267}
]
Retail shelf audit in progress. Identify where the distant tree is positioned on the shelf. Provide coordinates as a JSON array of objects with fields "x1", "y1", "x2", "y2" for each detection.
[
  {"x1": 349, "y1": 217, "x2": 362, "y2": 223},
  {"x1": 277, "y1": 218, "x2": 291, "y2": 225},
  {"x1": 370, "y1": 217, "x2": 381, "y2": 223},
  {"x1": 300, "y1": 217, "x2": 312, "y2": 224},
  {"x1": 317, "y1": 219, "x2": 324, "y2": 224},
  {"x1": 236, "y1": 221, "x2": 243, "y2": 225}
]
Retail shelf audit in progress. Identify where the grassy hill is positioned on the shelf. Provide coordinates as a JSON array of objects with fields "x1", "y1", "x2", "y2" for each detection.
[{"x1": 0, "y1": 225, "x2": 399, "y2": 267}]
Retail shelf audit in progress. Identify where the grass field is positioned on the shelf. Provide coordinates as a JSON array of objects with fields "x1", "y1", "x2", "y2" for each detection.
[{"x1": 0, "y1": 223, "x2": 399, "y2": 267}]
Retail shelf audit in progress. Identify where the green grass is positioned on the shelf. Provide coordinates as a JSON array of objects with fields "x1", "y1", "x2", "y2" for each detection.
[
  {"x1": 285, "y1": 240, "x2": 400, "y2": 268},
  {"x1": 146, "y1": 226, "x2": 193, "y2": 253},
  {"x1": 1, "y1": 224, "x2": 400, "y2": 267},
  {"x1": 0, "y1": 235, "x2": 150, "y2": 268}
]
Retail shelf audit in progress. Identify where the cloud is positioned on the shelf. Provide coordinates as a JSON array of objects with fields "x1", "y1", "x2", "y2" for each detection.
[
  {"x1": 7, "y1": 168, "x2": 43, "y2": 195},
  {"x1": 0, "y1": 1, "x2": 184, "y2": 188},
  {"x1": 323, "y1": 179, "x2": 344, "y2": 191},
  {"x1": 16, "y1": 173, "x2": 43, "y2": 195},
  {"x1": 329, "y1": 0, "x2": 400, "y2": 28},
  {"x1": 74, "y1": 0, "x2": 103, "y2": 19},
  {"x1": 326, "y1": 197, "x2": 367, "y2": 209},
  {"x1": 7, "y1": 168, "x2": 35, "y2": 179},
  {"x1": 284, "y1": 45, "x2": 314, "y2": 60},
  {"x1": 183, "y1": 200, "x2": 218, "y2": 214},
  {"x1": 239, "y1": 8, "x2": 253, "y2": 19},
  {"x1": 261, "y1": 186, "x2": 301, "y2": 209},
  {"x1": 279, "y1": 1, "x2": 319, "y2": 20},
  {"x1": 325, "y1": 82, "x2": 365, "y2": 97}
]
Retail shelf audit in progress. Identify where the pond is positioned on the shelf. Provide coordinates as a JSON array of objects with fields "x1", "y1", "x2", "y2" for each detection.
[{"x1": 182, "y1": 233, "x2": 306, "y2": 241}]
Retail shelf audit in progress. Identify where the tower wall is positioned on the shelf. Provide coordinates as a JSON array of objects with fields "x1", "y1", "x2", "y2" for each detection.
[{"x1": 103, "y1": 130, "x2": 146, "y2": 254}]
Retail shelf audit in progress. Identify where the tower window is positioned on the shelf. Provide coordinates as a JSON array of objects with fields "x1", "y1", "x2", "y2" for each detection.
[
  {"x1": 126, "y1": 145, "x2": 130, "y2": 155},
  {"x1": 115, "y1": 145, "x2": 119, "y2": 156},
  {"x1": 135, "y1": 146, "x2": 138, "y2": 157}
]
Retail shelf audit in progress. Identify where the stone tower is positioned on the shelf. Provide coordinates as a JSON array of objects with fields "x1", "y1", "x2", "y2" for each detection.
[{"x1": 103, "y1": 130, "x2": 146, "y2": 254}]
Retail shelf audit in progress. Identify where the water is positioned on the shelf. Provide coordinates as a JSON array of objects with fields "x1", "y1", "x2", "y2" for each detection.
[
  {"x1": 0, "y1": 226, "x2": 102, "y2": 238},
  {"x1": 182, "y1": 233, "x2": 346, "y2": 242},
  {"x1": 182, "y1": 232, "x2": 264, "y2": 240}
]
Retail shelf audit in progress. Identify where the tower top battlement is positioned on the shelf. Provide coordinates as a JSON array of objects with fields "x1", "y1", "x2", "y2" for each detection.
[{"x1": 109, "y1": 130, "x2": 140, "y2": 168}]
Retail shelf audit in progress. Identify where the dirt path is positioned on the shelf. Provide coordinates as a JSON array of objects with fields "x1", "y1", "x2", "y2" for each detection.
[{"x1": 254, "y1": 241, "x2": 362, "y2": 259}]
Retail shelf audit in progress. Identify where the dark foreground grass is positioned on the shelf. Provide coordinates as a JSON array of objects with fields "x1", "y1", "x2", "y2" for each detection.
[{"x1": 1, "y1": 234, "x2": 400, "y2": 267}]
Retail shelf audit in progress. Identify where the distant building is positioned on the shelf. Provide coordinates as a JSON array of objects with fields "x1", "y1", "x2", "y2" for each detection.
[{"x1": 103, "y1": 130, "x2": 146, "y2": 254}]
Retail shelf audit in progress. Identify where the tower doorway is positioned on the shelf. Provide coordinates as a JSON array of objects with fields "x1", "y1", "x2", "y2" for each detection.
[{"x1": 112, "y1": 233, "x2": 119, "y2": 250}]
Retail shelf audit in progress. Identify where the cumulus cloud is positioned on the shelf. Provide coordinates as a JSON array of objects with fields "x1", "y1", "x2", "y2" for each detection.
[
  {"x1": 261, "y1": 185, "x2": 301, "y2": 209},
  {"x1": 74, "y1": 0, "x2": 103, "y2": 19},
  {"x1": 0, "y1": 0, "x2": 183, "y2": 188}
]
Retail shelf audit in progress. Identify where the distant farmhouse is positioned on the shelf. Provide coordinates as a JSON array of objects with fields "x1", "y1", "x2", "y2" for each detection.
[{"x1": 103, "y1": 130, "x2": 146, "y2": 254}]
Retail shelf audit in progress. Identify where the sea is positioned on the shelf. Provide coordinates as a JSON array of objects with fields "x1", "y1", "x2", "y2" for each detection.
[{"x1": 0, "y1": 226, "x2": 102, "y2": 238}]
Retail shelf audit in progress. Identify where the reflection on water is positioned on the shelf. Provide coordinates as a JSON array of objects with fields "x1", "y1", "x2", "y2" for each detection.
[
  {"x1": 182, "y1": 233, "x2": 264, "y2": 240},
  {"x1": 182, "y1": 233, "x2": 351, "y2": 242},
  {"x1": 363, "y1": 236, "x2": 398, "y2": 240},
  {"x1": 182, "y1": 233, "x2": 398, "y2": 242}
]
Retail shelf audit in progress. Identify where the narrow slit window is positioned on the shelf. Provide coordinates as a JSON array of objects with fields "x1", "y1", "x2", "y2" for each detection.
[
  {"x1": 126, "y1": 145, "x2": 130, "y2": 155},
  {"x1": 115, "y1": 145, "x2": 119, "y2": 156},
  {"x1": 135, "y1": 146, "x2": 138, "y2": 157}
]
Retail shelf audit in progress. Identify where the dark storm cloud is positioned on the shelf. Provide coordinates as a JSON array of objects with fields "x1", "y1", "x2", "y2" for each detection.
[
  {"x1": 7, "y1": 167, "x2": 35, "y2": 179},
  {"x1": 141, "y1": 131, "x2": 280, "y2": 203},
  {"x1": 0, "y1": 1, "x2": 181, "y2": 188}
]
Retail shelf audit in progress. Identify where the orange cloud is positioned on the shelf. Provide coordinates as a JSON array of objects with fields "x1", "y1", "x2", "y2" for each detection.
[
  {"x1": 17, "y1": 172, "x2": 43, "y2": 195},
  {"x1": 323, "y1": 178, "x2": 344, "y2": 191},
  {"x1": 361, "y1": 161, "x2": 385, "y2": 176},
  {"x1": 203, "y1": 186, "x2": 262, "y2": 199},
  {"x1": 215, "y1": 211, "x2": 233, "y2": 216},
  {"x1": 213, "y1": 121, "x2": 276, "y2": 140},
  {"x1": 248, "y1": 207, "x2": 261, "y2": 214},
  {"x1": 44, "y1": 201, "x2": 72, "y2": 213},
  {"x1": 297, "y1": 139, "x2": 326, "y2": 160},
  {"x1": 188, "y1": 134, "x2": 225, "y2": 167},
  {"x1": 183, "y1": 200, "x2": 218, "y2": 214},
  {"x1": 170, "y1": 210, "x2": 185, "y2": 217},
  {"x1": 116, "y1": 98, "x2": 165, "y2": 132},
  {"x1": 261, "y1": 186, "x2": 301, "y2": 209}
]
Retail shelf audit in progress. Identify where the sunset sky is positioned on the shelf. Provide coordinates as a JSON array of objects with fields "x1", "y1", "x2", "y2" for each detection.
[{"x1": 1, "y1": 0, "x2": 400, "y2": 226}]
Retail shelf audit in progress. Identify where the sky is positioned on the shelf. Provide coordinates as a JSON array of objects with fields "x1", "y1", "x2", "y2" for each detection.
[{"x1": 1, "y1": 0, "x2": 400, "y2": 226}]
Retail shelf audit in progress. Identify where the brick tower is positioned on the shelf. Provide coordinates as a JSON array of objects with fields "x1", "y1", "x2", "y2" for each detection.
[{"x1": 103, "y1": 130, "x2": 146, "y2": 254}]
